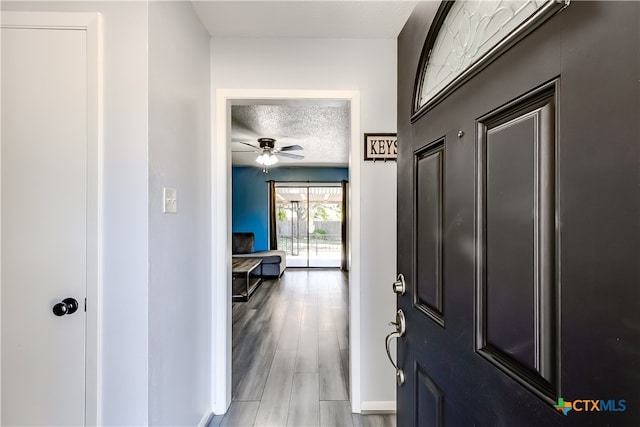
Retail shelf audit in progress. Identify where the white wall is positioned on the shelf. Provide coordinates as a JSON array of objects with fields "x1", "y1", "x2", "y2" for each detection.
[
  {"x1": 2, "y1": 2, "x2": 214, "y2": 424},
  {"x1": 148, "y1": 2, "x2": 211, "y2": 425},
  {"x1": 211, "y1": 37, "x2": 398, "y2": 407}
]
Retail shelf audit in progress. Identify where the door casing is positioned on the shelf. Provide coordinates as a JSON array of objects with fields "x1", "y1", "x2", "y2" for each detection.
[{"x1": 274, "y1": 182, "x2": 345, "y2": 269}]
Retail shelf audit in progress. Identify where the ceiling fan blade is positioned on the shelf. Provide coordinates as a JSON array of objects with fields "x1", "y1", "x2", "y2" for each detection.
[
  {"x1": 231, "y1": 150, "x2": 260, "y2": 153},
  {"x1": 278, "y1": 152, "x2": 305, "y2": 160},
  {"x1": 233, "y1": 141, "x2": 261, "y2": 150},
  {"x1": 279, "y1": 144, "x2": 303, "y2": 151}
]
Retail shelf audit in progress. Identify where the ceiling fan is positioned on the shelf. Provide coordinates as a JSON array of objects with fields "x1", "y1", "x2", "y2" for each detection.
[{"x1": 233, "y1": 137, "x2": 305, "y2": 172}]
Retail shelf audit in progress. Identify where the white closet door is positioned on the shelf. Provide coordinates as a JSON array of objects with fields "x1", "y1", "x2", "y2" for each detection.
[{"x1": 2, "y1": 26, "x2": 87, "y2": 426}]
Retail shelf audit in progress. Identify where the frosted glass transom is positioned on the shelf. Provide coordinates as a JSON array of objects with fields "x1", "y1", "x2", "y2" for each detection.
[{"x1": 418, "y1": 0, "x2": 548, "y2": 108}]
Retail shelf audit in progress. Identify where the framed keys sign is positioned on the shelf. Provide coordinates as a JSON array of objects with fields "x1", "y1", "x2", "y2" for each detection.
[{"x1": 364, "y1": 133, "x2": 397, "y2": 161}]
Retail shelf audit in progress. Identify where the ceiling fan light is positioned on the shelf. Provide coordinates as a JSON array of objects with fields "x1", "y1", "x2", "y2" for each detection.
[
  {"x1": 257, "y1": 153, "x2": 278, "y2": 166},
  {"x1": 256, "y1": 153, "x2": 267, "y2": 165}
]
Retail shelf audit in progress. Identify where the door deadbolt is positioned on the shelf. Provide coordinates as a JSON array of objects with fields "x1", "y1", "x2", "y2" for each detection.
[{"x1": 392, "y1": 273, "x2": 406, "y2": 295}]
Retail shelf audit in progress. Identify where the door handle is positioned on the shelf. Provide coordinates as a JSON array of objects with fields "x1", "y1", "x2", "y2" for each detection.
[
  {"x1": 392, "y1": 273, "x2": 406, "y2": 295},
  {"x1": 52, "y1": 297, "x2": 79, "y2": 317},
  {"x1": 385, "y1": 309, "x2": 406, "y2": 385}
]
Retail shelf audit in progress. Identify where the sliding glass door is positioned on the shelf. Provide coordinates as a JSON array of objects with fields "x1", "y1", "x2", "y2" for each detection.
[{"x1": 275, "y1": 184, "x2": 343, "y2": 268}]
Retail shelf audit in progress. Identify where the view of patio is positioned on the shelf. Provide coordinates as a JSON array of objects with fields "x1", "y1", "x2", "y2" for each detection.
[{"x1": 275, "y1": 185, "x2": 343, "y2": 268}]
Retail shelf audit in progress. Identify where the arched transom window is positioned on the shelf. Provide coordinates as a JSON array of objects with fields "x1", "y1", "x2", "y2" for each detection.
[{"x1": 413, "y1": 0, "x2": 568, "y2": 119}]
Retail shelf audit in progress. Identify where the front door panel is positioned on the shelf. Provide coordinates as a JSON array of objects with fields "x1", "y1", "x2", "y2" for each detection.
[
  {"x1": 397, "y1": 2, "x2": 640, "y2": 425},
  {"x1": 415, "y1": 364, "x2": 443, "y2": 426},
  {"x1": 415, "y1": 141, "x2": 444, "y2": 324},
  {"x1": 477, "y1": 85, "x2": 558, "y2": 400}
]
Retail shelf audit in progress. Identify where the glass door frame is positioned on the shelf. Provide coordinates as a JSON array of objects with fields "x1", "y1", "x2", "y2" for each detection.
[{"x1": 273, "y1": 182, "x2": 345, "y2": 268}]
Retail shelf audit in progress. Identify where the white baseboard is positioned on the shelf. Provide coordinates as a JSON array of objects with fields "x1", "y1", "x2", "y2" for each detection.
[
  {"x1": 197, "y1": 410, "x2": 213, "y2": 427},
  {"x1": 361, "y1": 401, "x2": 396, "y2": 414}
]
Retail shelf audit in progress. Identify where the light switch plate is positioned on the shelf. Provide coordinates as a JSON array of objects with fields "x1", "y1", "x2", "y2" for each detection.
[{"x1": 163, "y1": 187, "x2": 177, "y2": 213}]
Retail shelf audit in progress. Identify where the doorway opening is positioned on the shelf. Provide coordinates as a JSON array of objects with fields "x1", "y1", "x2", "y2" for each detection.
[{"x1": 213, "y1": 89, "x2": 362, "y2": 415}]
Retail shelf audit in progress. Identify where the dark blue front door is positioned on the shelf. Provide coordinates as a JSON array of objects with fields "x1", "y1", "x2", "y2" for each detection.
[{"x1": 396, "y1": 2, "x2": 640, "y2": 425}]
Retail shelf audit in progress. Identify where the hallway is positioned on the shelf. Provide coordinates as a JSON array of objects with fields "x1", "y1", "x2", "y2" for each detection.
[{"x1": 210, "y1": 270, "x2": 395, "y2": 427}]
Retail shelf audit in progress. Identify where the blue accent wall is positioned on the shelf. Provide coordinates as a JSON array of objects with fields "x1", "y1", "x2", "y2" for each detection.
[{"x1": 232, "y1": 166, "x2": 349, "y2": 251}]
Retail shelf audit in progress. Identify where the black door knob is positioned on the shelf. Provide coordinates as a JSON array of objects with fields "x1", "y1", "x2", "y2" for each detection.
[{"x1": 52, "y1": 298, "x2": 79, "y2": 316}]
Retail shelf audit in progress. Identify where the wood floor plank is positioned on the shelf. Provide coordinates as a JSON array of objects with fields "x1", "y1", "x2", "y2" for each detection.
[
  {"x1": 295, "y1": 333, "x2": 319, "y2": 373},
  {"x1": 320, "y1": 401, "x2": 354, "y2": 427},
  {"x1": 233, "y1": 278, "x2": 290, "y2": 401},
  {"x1": 245, "y1": 279, "x2": 275, "y2": 309},
  {"x1": 277, "y1": 300, "x2": 303, "y2": 350},
  {"x1": 232, "y1": 312, "x2": 262, "y2": 373},
  {"x1": 333, "y1": 307, "x2": 349, "y2": 350},
  {"x1": 233, "y1": 331, "x2": 278, "y2": 401},
  {"x1": 318, "y1": 331, "x2": 348, "y2": 400},
  {"x1": 340, "y1": 349, "x2": 349, "y2": 395},
  {"x1": 295, "y1": 303, "x2": 319, "y2": 372},
  {"x1": 318, "y1": 307, "x2": 336, "y2": 332},
  {"x1": 303, "y1": 280, "x2": 319, "y2": 306},
  {"x1": 300, "y1": 300, "x2": 319, "y2": 330},
  {"x1": 218, "y1": 401, "x2": 259, "y2": 427},
  {"x1": 286, "y1": 373, "x2": 320, "y2": 426},
  {"x1": 352, "y1": 414, "x2": 397, "y2": 427},
  {"x1": 254, "y1": 350, "x2": 296, "y2": 426}
]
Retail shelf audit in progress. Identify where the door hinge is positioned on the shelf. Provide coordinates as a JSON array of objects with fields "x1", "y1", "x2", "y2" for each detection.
[{"x1": 84, "y1": 298, "x2": 87, "y2": 312}]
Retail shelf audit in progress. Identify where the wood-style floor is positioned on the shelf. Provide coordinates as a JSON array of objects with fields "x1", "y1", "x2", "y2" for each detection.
[{"x1": 209, "y1": 269, "x2": 396, "y2": 427}]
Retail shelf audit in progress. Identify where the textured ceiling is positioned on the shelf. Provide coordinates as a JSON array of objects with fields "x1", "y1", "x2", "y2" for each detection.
[
  {"x1": 231, "y1": 102, "x2": 350, "y2": 167},
  {"x1": 196, "y1": 1, "x2": 418, "y2": 168},
  {"x1": 192, "y1": 1, "x2": 417, "y2": 39}
]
